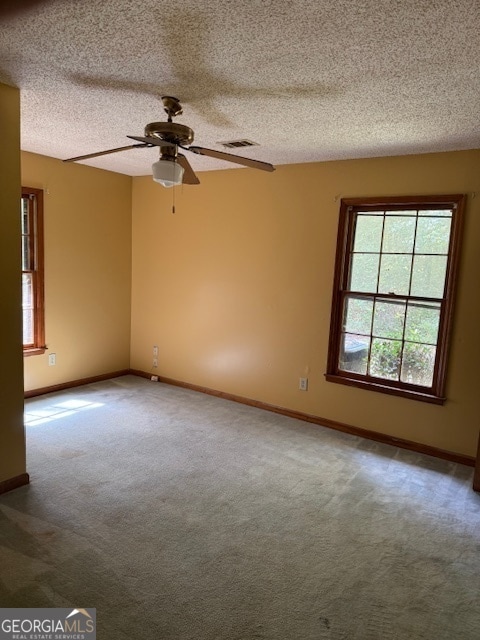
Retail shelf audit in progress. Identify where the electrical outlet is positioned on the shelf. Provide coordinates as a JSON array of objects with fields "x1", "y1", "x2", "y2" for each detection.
[
  {"x1": 48, "y1": 353, "x2": 56, "y2": 366},
  {"x1": 153, "y1": 345, "x2": 159, "y2": 357},
  {"x1": 299, "y1": 377, "x2": 308, "y2": 391},
  {"x1": 153, "y1": 358, "x2": 158, "y2": 368}
]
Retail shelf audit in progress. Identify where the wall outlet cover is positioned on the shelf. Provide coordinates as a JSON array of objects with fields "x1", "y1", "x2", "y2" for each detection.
[{"x1": 299, "y1": 377, "x2": 308, "y2": 391}]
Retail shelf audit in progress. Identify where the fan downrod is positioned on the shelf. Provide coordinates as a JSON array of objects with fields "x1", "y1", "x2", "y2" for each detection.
[{"x1": 161, "y1": 96, "x2": 183, "y2": 122}]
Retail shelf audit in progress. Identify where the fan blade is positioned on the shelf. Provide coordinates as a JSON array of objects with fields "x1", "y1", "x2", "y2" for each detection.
[
  {"x1": 64, "y1": 143, "x2": 149, "y2": 163},
  {"x1": 177, "y1": 154, "x2": 200, "y2": 185},
  {"x1": 127, "y1": 135, "x2": 176, "y2": 148},
  {"x1": 186, "y1": 146, "x2": 275, "y2": 172}
]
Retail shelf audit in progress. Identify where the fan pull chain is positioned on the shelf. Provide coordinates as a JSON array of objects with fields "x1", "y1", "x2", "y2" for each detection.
[{"x1": 172, "y1": 184, "x2": 176, "y2": 214}]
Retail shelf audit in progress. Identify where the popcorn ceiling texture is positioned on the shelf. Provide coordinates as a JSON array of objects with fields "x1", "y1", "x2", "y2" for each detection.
[{"x1": 0, "y1": 0, "x2": 479, "y2": 176}]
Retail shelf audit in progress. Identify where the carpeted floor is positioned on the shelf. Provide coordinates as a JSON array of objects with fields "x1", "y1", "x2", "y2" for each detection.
[{"x1": 1, "y1": 375, "x2": 479, "y2": 639}]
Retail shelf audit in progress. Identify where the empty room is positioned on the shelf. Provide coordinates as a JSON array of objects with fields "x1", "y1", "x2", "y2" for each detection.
[{"x1": 1, "y1": 1, "x2": 479, "y2": 639}]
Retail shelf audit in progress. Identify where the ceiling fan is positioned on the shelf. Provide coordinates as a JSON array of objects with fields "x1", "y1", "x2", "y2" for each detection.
[{"x1": 64, "y1": 96, "x2": 275, "y2": 187}]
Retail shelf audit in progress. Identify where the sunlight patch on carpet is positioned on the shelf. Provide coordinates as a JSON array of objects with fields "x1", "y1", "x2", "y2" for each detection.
[{"x1": 24, "y1": 398, "x2": 104, "y2": 427}]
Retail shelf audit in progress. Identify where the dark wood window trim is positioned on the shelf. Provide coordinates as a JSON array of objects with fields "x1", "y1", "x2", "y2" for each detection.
[
  {"x1": 22, "y1": 187, "x2": 46, "y2": 356},
  {"x1": 326, "y1": 195, "x2": 466, "y2": 404}
]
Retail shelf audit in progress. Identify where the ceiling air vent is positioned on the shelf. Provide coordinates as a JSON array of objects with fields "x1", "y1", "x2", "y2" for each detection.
[{"x1": 218, "y1": 139, "x2": 259, "y2": 149}]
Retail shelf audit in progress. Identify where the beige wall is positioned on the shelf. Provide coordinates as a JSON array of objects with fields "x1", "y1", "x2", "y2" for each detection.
[
  {"x1": 0, "y1": 84, "x2": 26, "y2": 483},
  {"x1": 21, "y1": 152, "x2": 132, "y2": 391},
  {"x1": 131, "y1": 150, "x2": 480, "y2": 457}
]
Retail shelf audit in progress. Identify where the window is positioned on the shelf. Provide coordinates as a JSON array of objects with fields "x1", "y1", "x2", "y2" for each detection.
[
  {"x1": 326, "y1": 195, "x2": 465, "y2": 404},
  {"x1": 21, "y1": 187, "x2": 45, "y2": 355}
]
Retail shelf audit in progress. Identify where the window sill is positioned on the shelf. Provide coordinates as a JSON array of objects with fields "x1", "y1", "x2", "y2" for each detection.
[
  {"x1": 325, "y1": 373, "x2": 446, "y2": 405},
  {"x1": 23, "y1": 347, "x2": 46, "y2": 357}
]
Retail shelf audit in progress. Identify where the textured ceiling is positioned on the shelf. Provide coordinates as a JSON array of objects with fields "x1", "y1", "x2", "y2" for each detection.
[{"x1": 1, "y1": 0, "x2": 479, "y2": 176}]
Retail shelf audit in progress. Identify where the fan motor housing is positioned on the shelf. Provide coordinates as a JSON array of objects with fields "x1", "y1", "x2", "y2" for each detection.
[{"x1": 145, "y1": 122, "x2": 194, "y2": 145}]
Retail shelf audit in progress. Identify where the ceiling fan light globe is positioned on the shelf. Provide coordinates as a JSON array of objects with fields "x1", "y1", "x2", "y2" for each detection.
[{"x1": 152, "y1": 159, "x2": 184, "y2": 188}]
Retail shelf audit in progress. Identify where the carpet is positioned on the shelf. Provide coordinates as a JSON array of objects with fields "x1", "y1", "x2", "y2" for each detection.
[{"x1": 1, "y1": 375, "x2": 479, "y2": 639}]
